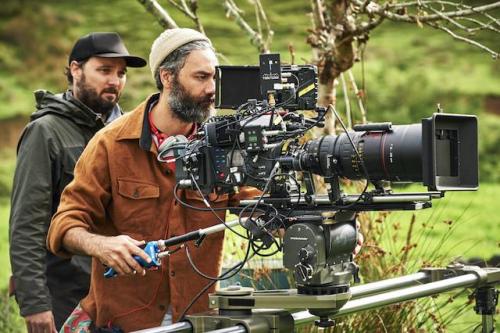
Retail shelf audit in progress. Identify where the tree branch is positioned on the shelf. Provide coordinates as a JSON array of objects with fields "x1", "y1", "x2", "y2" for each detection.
[
  {"x1": 347, "y1": 69, "x2": 367, "y2": 124},
  {"x1": 253, "y1": 0, "x2": 273, "y2": 47},
  {"x1": 457, "y1": 17, "x2": 500, "y2": 34},
  {"x1": 137, "y1": 0, "x2": 178, "y2": 29},
  {"x1": 428, "y1": 22, "x2": 499, "y2": 59},
  {"x1": 223, "y1": 0, "x2": 267, "y2": 52},
  {"x1": 352, "y1": 1, "x2": 500, "y2": 24},
  {"x1": 166, "y1": 0, "x2": 195, "y2": 19},
  {"x1": 349, "y1": 0, "x2": 499, "y2": 57},
  {"x1": 188, "y1": 0, "x2": 205, "y2": 34}
]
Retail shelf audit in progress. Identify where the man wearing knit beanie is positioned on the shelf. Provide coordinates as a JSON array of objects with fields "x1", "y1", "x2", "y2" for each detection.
[{"x1": 47, "y1": 28, "x2": 257, "y2": 332}]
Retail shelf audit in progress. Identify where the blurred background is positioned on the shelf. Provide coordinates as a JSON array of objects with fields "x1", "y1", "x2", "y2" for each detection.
[{"x1": 0, "y1": 0, "x2": 498, "y2": 331}]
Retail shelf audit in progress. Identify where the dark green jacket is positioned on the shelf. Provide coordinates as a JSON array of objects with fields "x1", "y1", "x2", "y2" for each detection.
[{"x1": 9, "y1": 90, "x2": 120, "y2": 323}]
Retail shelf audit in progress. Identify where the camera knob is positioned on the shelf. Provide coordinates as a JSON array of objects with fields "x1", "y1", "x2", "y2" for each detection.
[
  {"x1": 295, "y1": 262, "x2": 313, "y2": 282},
  {"x1": 299, "y1": 245, "x2": 314, "y2": 264}
]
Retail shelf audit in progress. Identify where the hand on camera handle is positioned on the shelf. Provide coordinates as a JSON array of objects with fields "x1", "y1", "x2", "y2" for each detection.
[{"x1": 103, "y1": 240, "x2": 163, "y2": 278}]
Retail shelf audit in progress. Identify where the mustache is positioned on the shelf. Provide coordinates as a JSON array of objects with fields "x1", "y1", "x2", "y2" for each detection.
[
  {"x1": 198, "y1": 94, "x2": 215, "y2": 105},
  {"x1": 102, "y1": 87, "x2": 119, "y2": 95}
]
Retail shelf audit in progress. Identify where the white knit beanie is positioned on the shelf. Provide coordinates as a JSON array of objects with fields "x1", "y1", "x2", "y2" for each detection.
[{"x1": 149, "y1": 28, "x2": 211, "y2": 78}]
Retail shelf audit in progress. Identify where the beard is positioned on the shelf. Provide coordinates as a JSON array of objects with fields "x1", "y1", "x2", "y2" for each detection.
[
  {"x1": 168, "y1": 75, "x2": 214, "y2": 123},
  {"x1": 75, "y1": 73, "x2": 121, "y2": 116}
]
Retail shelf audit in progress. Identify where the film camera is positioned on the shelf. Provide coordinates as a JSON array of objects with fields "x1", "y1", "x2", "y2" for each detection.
[{"x1": 165, "y1": 53, "x2": 479, "y2": 327}]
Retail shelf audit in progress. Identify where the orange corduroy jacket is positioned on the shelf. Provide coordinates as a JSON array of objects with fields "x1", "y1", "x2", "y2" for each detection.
[{"x1": 47, "y1": 93, "x2": 258, "y2": 331}]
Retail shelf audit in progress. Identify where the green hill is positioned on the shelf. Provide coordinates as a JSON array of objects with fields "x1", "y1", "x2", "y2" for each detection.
[{"x1": 1, "y1": 0, "x2": 498, "y2": 179}]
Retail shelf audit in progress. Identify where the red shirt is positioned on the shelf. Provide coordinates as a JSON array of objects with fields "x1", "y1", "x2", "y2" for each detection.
[{"x1": 148, "y1": 110, "x2": 197, "y2": 171}]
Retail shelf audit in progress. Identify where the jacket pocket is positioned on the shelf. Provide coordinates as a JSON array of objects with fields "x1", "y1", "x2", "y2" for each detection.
[
  {"x1": 118, "y1": 178, "x2": 160, "y2": 199},
  {"x1": 115, "y1": 178, "x2": 160, "y2": 237}
]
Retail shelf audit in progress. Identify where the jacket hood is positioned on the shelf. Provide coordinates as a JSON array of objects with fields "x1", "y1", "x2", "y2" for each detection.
[{"x1": 31, "y1": 89, "x2": 113, "y2": 127}]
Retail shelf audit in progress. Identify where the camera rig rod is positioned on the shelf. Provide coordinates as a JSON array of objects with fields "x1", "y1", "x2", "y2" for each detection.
[
  {"x1": 135, "y1": 265, "x2": 499, "y2": 333},
  {"x1": 158, "y1": 219, "x2": 243, "y2": 249}
]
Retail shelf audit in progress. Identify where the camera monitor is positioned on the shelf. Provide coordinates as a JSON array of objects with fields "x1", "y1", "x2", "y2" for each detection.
[
  {"x1": 215, "y1": 56, "x2": 318, "y2": 111},
  {"x1": 215, "y1": 65, "x2": 261, "y2": 109}
]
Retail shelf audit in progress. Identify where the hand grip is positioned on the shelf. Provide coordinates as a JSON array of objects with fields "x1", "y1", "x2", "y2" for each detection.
[{"x1": 103, "y1": 241, "x2": 162, "y2": 278}]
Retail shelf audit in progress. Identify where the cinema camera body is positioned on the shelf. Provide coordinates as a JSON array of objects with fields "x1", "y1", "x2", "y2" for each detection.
[{"x1": 171, "y1": 54, "x2": 478, "y2": 326}]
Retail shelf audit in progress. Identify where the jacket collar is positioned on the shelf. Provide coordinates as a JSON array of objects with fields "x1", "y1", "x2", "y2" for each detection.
[
  {"x1": 32, "y1": 89, "x2": 112, "y2": 128},
  {"x1": 115, "y1": 93, "x2": 160, "y2": 152}
]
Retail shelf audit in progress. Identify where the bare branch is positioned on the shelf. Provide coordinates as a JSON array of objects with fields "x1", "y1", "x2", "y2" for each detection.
[
  {"x1": 388, "y1": 1, "x2": 469, "y2": 9},
  {"x1": 352, "y1": 1, "x2": 500, "y2": 24},
  {"x1": 164, "y1": 0, "x2": 205, "y2": 33},
  {"x1": 458, "y1": 17, "x2": 500, "y2": 34},
  {"x1": 180, "y1": 0, "x2": 193, "y2": 16},
  {"x1": 223, "y1": 0, "x2": 267, "y2": 52},
  {"x1": 389, "y1": 0, "x2": 500, "y2": 28},
  {"x1": 253, "y1": 0, "x2": 274, "y2": 47},
  {"x1": 166, "y1": 0, "x2": 195, "y2": 19},
  {"x1": 349, "y1": 0, "x2": 499, "y2": 57},
  {"x1": 137, "y1": 0, "x2": 178, "y2": 29},
  {"x1": 187, "y1": 0, "x2": 205, "y2": 34},
  {"x1": 347, "y1": 70, "x2": 367, "y2": 124},
  {"x1": 312, "y1": 0, "x2": 326, "y2": 29},
  {"x1": 340, "y1": 73, "x2": 352, "y2": 128},
  {"x1": 425, "y1": 4, "x2": 469, "y2": 31},
  {"x1": 254, "y1": 0, "x2": 263, "y2": 38},
  {"x1": 428, "y1": 22, "x2": 499, "y2": 59},
  {"x1": 352, "y1": 14, "x2": 385, "y2": 35}
]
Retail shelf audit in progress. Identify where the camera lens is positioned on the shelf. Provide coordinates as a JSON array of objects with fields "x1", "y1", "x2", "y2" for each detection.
[{"x1": 297, "y1": 124, "x2": 423, "y2": 182}]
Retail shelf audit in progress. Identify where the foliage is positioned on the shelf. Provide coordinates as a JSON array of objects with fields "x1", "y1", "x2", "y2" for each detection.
[
  {"x1": 477, "y1": 113, "x2": 500, "y2": 183},
  {"x1": 0, "y1": 149, "x2": 15, "y2": 198},
  {"x1": 0, "y1": 288, "x2": 25, "y2": 333},
  {"x1": 329, "y1": 210, "x2": 478, "y2": 333}
]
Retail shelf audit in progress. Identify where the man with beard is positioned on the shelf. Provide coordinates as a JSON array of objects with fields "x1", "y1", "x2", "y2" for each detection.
[
  {"x1": 46, "y1": 28, "x2": 258, "y2": 332},
  {"x1": 9, "y1": 32, "x2": 146, "y2": 333}
]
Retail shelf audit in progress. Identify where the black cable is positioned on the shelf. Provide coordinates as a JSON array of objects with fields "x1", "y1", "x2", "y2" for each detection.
[
  {"x1": 190, "y1": 173, "x2": 253, "y2": 240},
  {"x1": 185, "y1": 243, "x2": 250, "y2": 281},
  {"x1": 330, "y1": 105, "x2": 371, "y2": 209},
  {"x1": 179, "y1": 238, "x2": 256, "y2": 321},
  {"x1": 173, "y1": 183, "x2": 249, "y2": 239},
  {"x1": 173, "y1": 184, "x2": 229, "y2": 213}
]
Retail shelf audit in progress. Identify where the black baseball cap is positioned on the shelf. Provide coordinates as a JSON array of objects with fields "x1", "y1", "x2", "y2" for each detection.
[{"x1": 69, "y1": 32, "x2": 147, "y2": 68}]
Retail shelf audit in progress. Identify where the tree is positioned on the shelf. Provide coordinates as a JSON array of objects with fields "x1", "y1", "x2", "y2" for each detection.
[{"x1": 137, "y1": 0, "x2": 499, "y2": 132}]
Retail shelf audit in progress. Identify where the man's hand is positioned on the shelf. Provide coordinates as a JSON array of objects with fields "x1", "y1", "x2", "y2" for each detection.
[
  {"x1": 91, "y1": 235, "x2": 152, "y2": 276},
  {"x1": 25, "y1": 311, "x2": 57, "y2": 333},
  {"x1": 62, "y1": 228, "x2": 152, "y2": 276}
]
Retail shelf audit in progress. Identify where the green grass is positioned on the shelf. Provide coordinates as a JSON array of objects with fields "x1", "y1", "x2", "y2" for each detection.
[
  {"x1": 0, "y1": 199, "x2": 10, "y2": 287},
  {"x1": 379, "y1": 183, "x2": 499, "y2": 262}
]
